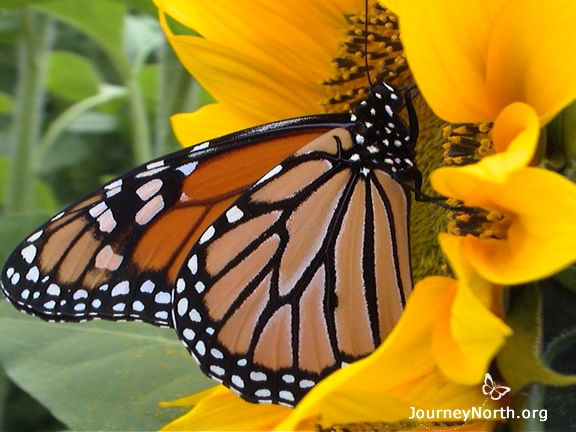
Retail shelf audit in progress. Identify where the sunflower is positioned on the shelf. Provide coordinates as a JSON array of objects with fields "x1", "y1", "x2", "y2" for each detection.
[{"x1": 155, "y1": 0, "x2": 576, "y2": 430}]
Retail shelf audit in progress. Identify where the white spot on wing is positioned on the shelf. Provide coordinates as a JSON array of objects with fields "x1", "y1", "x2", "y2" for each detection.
[
  {"x1": 188, "y1": 255, "x2": 198, "y2": 275},
  {"x1": 189, "y1": 309, "x2": 201, "y2": 322},
  {"x1": 176, "y1": 278, "x2": 186, "y2": 293},
  {"x1": 46, "y1": 284, "x2": 60, "y2": 296},
  {"x1": 226, "y1": 206, "x2": 244, "y2": 223},
  {"x1": 154, "y1": 292, "x2": 171, "y2": 304},
  {"x1": 140, "y1": 280, "x2": 155, "y2": 293},
  {"x1": 132, "y1": 301, "x2": 145, "y2": 311},
  {"x1": 195, "y1": 340, "x2": 206, "y2": 356},
  {"x1": 136, "y1": 179, "x2": 163, "y2": 201},
  {"x1": 106, "y1": 187, "x2": 122, "y2": 198},
  {"x1": 210, "y1": 365, "x2": 225, "y2": 376},
  {"x1": 199, "y1": 225, "x2": 215, "y2": 244},
  {"x1": 257, "y1": 165, "x2": 282, "y2": 185},
  {"x1": 299, "y1": 379, "x2": 315, "y2": 388},
  {"x1": 97, "y1": 209, "x2": 117, "y2": 233},
  {"x1": 255, "y1": 389, "x2": 271, "y2": 397},
  {"x1": 279, "y1": 390, "x2": 295, "y2": 402},
  {"x1": 111, "y1": 281, "x2": 130, "y2": 296},
  {"x1": 95, "y1": 246, "x2": 123, "y2": 270},
  {"x1": 105, "y1": 179, "x2": 123, "y2": 191},
  {"x1": 177, "y1": 161, "x2": 198, "y2": 176},
  {"x1": 135, "y1": 195, "x2": 165, "y2": 225},
  {"x1": 231, "y1": 375, "x2": 244, "y2": 388},
  {"x1": 194, "y1": 281, "x2": 205, "y2": 293},
  {"x1": 27, "y1": 231, "x2": 43, "y2": 242},
  {"x1": 73, "y1": 290, "x2": 88, "y2": 300},
  {"x1": 113, "y1": 303, "x2": 126, "y2": 312},
  {"x1": 177, "y1": 298, "x2": 189, "y2": 316},
  {"x1": 89, "y1": 202, "x2": 108, "y2": 218},
  {"x1": 282, "y1": 374, "x2": 295, "y2": 383},
  {"x1": 210, "y1": 348, "x2": 223, "y2": 359},
  {"x1": 147, "y1": 160, "x2": 165, "y2": 170},
  {"x1": 25, "y1": 267, "x2": 39, "y2": 283},
  {"x1": 155, "y1": 311, "x2": 168, "y2": 320},
  {"x1": 135, "y1": 166, "x2": 168, "y2": 178},
  {"x1": 250, "y1": 372, "x2": 267, "y2": 381},
  {"x1": 191, "y1": 142, "x2": 209, "y2": 152},
  {"x1": 183, "y1": 328, "x2": 195, "y2": 340},
  {"x1": 51, "y1": 211, "x2": 65, "y2": 222}
]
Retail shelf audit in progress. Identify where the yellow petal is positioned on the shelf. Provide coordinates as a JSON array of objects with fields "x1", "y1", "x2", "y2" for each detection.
[
  {"x1": 393, "y1": 0, "x2": 496, "y2": 122},
  {"x1": 277, "y1": 279, "x2": 496, "y2": 429},
  {"x1": 154, "y1": 0, "x2": 365, "y2": 142},
  {"x1": 430, "y1": 239, "x2": 512, "y2": 384},
  {"x1": 435, "y1": 168, "x2": 576, "y2": 284},
  {"x1": 162, "y1": 30, "x2": 322, "y2": 120},
  {"x1": 491, "y1": 102, "x2": 540, "y2": 159},
  {"x1": 170, "y1": 104, "x2": 261, "y2": 145},
  {"x1": 485, "y1": 0, "x2": 576, "y2": 124},
  {"x1": 394, "y1": 0, "x2": 576, "y2": 124},
  {"x1": 160, "y1": 385, "x2": 292, "y2": 431}
]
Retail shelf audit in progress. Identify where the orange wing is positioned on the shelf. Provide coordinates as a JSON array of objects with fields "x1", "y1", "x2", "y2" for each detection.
[
  {"x1": 1, "y1": 116, "x2": 349, "y2": 326},
  {"x1": 173, "y1": 127, "x2": 413, "y2": 406}
]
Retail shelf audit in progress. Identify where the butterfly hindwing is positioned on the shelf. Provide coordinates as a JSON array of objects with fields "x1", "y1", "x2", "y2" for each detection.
[
  {"x1": 1, "y1": 116, "x2": 349, "y2": 327},
  {"x1": 172, "y1": 126, "x2": 413, "y2": 405}
]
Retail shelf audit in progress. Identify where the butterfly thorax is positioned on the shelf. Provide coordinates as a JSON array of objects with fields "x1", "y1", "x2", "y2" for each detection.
[{"x1": 346, "y1": 81, "x2": 418, "y2": 184}]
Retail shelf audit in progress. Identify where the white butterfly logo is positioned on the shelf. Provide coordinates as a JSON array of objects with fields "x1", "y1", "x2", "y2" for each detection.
[{"x1": 482, "y1": 373, "x2": 511, "y2": 400}]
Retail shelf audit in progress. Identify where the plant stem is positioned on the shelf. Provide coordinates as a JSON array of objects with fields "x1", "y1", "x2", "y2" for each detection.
[
  {"x1": 5, "y1": 9, "x2": 53, "y2": 214},
  {"x1": 126, "y1": 75, "x2": 152, "y2": 165}
]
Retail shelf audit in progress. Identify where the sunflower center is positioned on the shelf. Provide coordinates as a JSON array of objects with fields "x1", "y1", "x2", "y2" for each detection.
[
  {"x1": 443, "y1": 122, "x2": 495, "y2": 165},
  {"x1": 443, "y1": 123, "x2": 515, "y2": 239},
  {"x1": 447, "y1": 205, "x2": 513, "y2": 239},
  {"x1": 321, "y1": 2, "x2": 411, "y2": 113}
]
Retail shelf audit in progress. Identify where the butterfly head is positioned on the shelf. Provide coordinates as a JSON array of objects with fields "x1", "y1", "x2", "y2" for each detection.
[{"x1": 348, "y1": 79, "x2": 419, "y2": 183}]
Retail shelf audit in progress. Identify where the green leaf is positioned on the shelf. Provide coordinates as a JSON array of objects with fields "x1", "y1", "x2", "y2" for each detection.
[
  {"x1": 46, "y1": 51, "x2": 100, "y2": 102},
  {"x1": 3, "y1": 0, "x2": 156, "y2": 15},
  {"x1": 65, "y1": 111, "x2": 118, "y2": 133},
  {"x1": 0, "y1": 91, "x2": 14, "y2": 113},
  {"x1": 0, "y1": 157, "x2": 58, "y2": 213},
  {"x1": 35, "y1": 0, "x2": 129, "y2": 77},
  {"x1": 0, "y1": 301, "x2": 213, "y2": 431},
  {"x1": 37, "y1": 135, "x2": 90, "y2": 174},
  {"x1": 1, "y1": 378, "x2": 66, "y2": 432},
  {"x1": 138, "y1": 63, "x2": 158, "y2": 112},
  {"x1": 0, "y1": 212, "x2": 54, "y2": 266},
  {"x1": 111, "y1": 0, "x2": 158, "y2": 16},
  {"x1": 1, "y1": 0, "x2": 55, "y2": 8},
  {"x1": 553, "y1": 265, "x2": 576, "y2": 294},
  {"x1": 123, "y1": 14, "x2": 164, "y2": 72},
  {"x1": 560, "y1": 101, "x2": 576, "y2": 160},
  {"x1": 497, "y1": 284, "x2": 576, "y2": 390}
]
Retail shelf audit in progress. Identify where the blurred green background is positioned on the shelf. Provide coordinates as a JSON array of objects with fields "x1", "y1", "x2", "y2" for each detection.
[{"x1": 0, "y1": 1, "x2": 215, "y2": 430}]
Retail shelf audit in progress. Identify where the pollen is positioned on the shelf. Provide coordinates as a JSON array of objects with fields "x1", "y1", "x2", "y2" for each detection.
[
  {"x1": 320, "y1": 2, "x2": 411, "y2": 113},
  {"x1": 443, "y1": 123, "x2": 495, "y2": 166},
  {"x1": 447, "y1": 206, "x2": 512, "y2": 240}
]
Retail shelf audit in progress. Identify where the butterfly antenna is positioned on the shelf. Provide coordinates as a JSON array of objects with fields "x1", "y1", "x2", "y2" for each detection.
[{"x1": 364, "y1": 0, "x2": 373, "y2": 89}]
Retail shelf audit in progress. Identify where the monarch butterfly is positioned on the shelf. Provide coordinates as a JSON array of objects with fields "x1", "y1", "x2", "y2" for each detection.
[{"x1": 1, "y1": 78, "x2": 420, "y2": 407}]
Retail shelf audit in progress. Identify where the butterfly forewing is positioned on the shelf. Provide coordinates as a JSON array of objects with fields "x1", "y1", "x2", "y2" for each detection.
[
  {"x1": 1, "y1": 117, "x2": 347, "y2": 326},
  {"x1": 172, "y1": 127, "x2": 413, "y2": 405}
]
